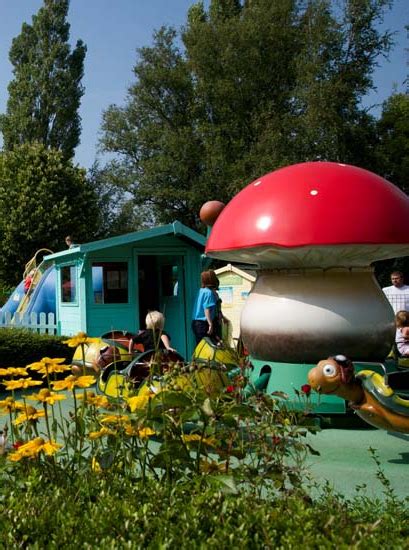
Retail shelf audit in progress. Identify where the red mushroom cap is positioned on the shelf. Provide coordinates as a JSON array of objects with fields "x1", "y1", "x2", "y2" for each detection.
[{"x1": 206, "y1": 162, "x2": 409, "y2": 268}]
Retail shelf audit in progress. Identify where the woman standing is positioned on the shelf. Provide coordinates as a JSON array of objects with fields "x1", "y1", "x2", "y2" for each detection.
[{"x1": 191, "y1": 270, "x2": 220, "y2": 345}]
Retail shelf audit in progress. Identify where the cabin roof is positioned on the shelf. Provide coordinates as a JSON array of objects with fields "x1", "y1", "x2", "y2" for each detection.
[
  {"x1": 215, "y1": 263, "x2": 256, "y2": 282},
  {"x1": 45, "y1": 221, "x2": 206, "y2": 261}
]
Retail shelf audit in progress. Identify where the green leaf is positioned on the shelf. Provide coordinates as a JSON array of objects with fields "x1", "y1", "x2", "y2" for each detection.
[
  {"x1": 206, "y1": 474, "x2": 238, "y2": 495},
  {"x1": 151, "y1": 391, "x2": 192, "y2": 409}
]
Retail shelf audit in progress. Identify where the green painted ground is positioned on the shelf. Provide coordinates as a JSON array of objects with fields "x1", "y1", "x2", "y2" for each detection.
[{"x1": 306, "y1": 425, "x2": 409, "y2": 499}]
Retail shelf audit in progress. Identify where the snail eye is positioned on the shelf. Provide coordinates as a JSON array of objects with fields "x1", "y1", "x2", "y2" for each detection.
[{"x1": 323, "y1": 364, "x2": 337, "y2": 377}]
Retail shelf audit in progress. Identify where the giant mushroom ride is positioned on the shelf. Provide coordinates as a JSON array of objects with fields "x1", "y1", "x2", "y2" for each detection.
[{"x1": 202, "y1": 162, "x2": 409, "y2": 413}]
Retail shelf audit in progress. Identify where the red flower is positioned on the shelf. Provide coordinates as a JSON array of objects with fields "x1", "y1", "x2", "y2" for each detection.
[
  {"x1": 226, "y1": 385, "x2": 235, "y2": 393},
  {"x1": 12, "y1": 441, "x2": 23, "y2": 449},
  {"x1": 301, "y1": 384, "x2": 311, "y2": 396},
  {"x1": 272, "y1": 436, "x2": 281, "y2": 446}
]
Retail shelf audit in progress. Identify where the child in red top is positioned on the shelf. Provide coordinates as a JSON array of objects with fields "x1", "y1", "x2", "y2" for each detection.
[{"x1": 24, "y1": 270, "x2": 35, "y2": 294}]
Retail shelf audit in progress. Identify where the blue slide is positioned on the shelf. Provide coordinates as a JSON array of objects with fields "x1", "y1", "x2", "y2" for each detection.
[
  {"x1": 1, "y1": 266, "x2": 56, "y2": 318},
  {"x1": 1, "y1": 280, "x2": 26, "y2": 316},
  {"x1": 25, "y1": 266, "x2": 56, "y2": 315}
]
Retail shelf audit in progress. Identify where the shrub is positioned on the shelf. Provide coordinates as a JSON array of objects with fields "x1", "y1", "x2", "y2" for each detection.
[
  {"x1": 0, "y1": 328, "x2": 73, "y2": 368},
  {"x1": 0, "y1": 474, "x2": 408, "y2": 547}
]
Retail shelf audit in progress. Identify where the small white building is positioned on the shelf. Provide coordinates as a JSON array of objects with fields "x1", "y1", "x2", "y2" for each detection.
[{"x1": 215, "y1": 264, "x2": 256, "y2": 344}]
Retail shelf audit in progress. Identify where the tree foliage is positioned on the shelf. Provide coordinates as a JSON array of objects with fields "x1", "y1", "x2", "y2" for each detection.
[
  {"x1": 376, "y1": 92, "x2": 409, "y2": 193},
  {"x1": 0, "y1": 143, "x2": 100, "y2": 285},
  {"x1": 0, "y1": 0, "x2": 86, "y2": 161},
  {"x1": 99, "y1": 0, "x2": 394, "y2": 230}
]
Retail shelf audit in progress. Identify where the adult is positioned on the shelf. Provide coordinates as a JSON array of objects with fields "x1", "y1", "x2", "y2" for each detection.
[
  {"x1": 382, "y1": 271, "x2": 409, "y2": 314},
  {"x1": 191, "y1": 270, "x2": 219, "y2": 345}
]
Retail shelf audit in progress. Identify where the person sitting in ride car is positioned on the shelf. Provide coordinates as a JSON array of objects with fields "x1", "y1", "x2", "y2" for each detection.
[
  {"x1": 128, "y1": 311, "x2": 176, "y2": 354},
  {"x1": 395, "y1": 310, "x2": 409, "y2": 356}
]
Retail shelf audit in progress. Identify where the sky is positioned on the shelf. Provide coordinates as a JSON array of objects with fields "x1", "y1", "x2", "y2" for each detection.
[{"x1": 0, "y1": 0, "x2": 407, "y2": 170}]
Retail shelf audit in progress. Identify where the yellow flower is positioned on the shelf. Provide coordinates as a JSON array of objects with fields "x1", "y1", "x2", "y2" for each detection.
[
  {"x1": 75, "y1": 375, "x2": 96, "y2": 388},
  {"x1": 28, "y1": 357, "x2": 70, "y2": 377},
  {"x1": 0, "y1": 367, "x2": 28, "y2": 377},
  {"x1": 91, "y1": 456, "x2": 102, "y2": 472},
  {"x1": 41, "y1": 440, "x2": 62, "y2": 456},
  {"x1": 28, "y1": 388, "x2": 66, "y2": 406},
  {"x1": 51, "y1": 375, "x2": 95, "y2": 391},
  {"x1": 2, "y1": 377, "x2": 43, "y2": 391},
  {"x1": 63, "y1": 332, "x2": 101, "y2": 347},
  {"x1": 124, "y1": 424, "x2": 155, "y2": 438},
  {"x1": 127, "y1": 394, "x2": 153, "y2": 412},
  {"x1": 78, "y1": 392, "x2": 111, "y2": 409},
  {"x1": 8, "y1": 437, "x2": 44, "y2": 459},
  {"x1": 0, "y1": 397, "x2": 25, "y2": 413},
  {"x1": 182, "y1": 434, "x2": 217, "y2": 447},
  {"x1": 137, "y1": 427, "x2": 155, "y2": 439},
  {"x1": 124, "y1": 424, "x2": 139, "y2": 436},
  {"x1": 14, "y1": 406, "x2": 46, "y2": 425},
  {"x1": 88, "y1": 427, "x2": 116, "y2": 439},
  {"x1": 99, "y1": 414, "x2": 130, "y2": 426},
  {"x1": 8, "y1": 452, "x2": 23, "y2": 462},
  {"x1": 8, "y1": 437, "x2": 61, "y2": 461}
]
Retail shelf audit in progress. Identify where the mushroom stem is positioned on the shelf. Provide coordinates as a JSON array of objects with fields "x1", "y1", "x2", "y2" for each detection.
[{"x1": 240, "y1": 267, "x2": 395, "y2": 363}]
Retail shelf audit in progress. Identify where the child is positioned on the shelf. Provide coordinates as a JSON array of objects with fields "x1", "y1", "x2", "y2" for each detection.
[
  {"x1": 128, "y1": 311, "x2": 176, "y2": 354},
  {"x1": 395, "y1": 310, "x2": 409, "y2": 356},
  {"x1": 65, "y1": 235, "x2": 78, "y2": 248},
  {"x1": 24, "y1": 270, "x2": 35, "y2": 294}
]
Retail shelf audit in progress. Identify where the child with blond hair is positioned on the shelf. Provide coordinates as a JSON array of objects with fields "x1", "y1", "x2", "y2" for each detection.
[{"x1": 128, "y1": 311, "x2": 176, "y2": 354}]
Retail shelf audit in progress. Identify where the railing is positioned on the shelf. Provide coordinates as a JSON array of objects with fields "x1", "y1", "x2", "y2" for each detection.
[{"x1": 0, "y1": 312, "x2": 58, "y2": 335}]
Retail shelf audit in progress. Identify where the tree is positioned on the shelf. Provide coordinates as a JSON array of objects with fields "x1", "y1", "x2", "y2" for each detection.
[
  {"x1": 376, "y1": 92, "x2": 409, "y2": 193},
  {"x1": 0, "y1": 0, "x2": 86, "y2": 160},
  {"x1": 87, "y1": 162, "x2": 152, "y2": 237},
  {"x1": 100, "y1": 27, "x2": 204, "y2": 228},
  {"x1": 371, "y1": 91, "x2": 409, "y2": 286},
  {"x1": 0, "y1": 143, "x2": 100, "y2": 285},
  {"x1": 99, "y1": 0, "x2": 393, "y2": 230},
  {"x1": 285, "y1": 0, "x2": 392, "y2": 166}
]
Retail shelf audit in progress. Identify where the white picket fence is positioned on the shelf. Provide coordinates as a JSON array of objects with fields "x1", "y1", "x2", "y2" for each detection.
[{"x1": 0, "y1": 311, "x2": 58, "y2": 335}]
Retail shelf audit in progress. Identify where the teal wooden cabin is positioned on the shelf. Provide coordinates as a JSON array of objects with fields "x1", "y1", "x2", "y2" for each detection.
[{"x1": 45, "y1": 222, "x2": 206, "y2": 359}]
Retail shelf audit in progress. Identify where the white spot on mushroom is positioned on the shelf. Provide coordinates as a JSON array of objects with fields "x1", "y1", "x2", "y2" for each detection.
[
  {"x1": 253, "y1": 180, "x2": 262, "y2": 186},
  {"x1": 310, "y1": 189, "x2": 318, "y2": 196},
  {"x1": 256, "y1": 215, "x2": 272, "y2": 231},
  {"x1": 338, "y1": 163, "x2": 346, "y2": 167}
]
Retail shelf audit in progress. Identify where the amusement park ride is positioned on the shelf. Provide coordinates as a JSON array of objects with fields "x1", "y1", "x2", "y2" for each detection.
[
  {"x1": 72, "y1": 161, "x2": 409, "y2": 434},
  {"x1": 202, "y1": 161, "x2": 409, "y2": 427},
  {"x1": 5, "y1": 161, "x2": 409, "y2": 433}
]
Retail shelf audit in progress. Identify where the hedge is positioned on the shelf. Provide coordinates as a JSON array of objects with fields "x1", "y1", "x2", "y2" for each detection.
[{"x1": 0, "y1": 328, "x2": 73, "y2": 368}]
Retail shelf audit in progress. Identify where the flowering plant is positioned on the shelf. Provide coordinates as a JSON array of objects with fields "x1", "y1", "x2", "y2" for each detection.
[
  {"x1": 294, "y1": 383, "x2": 315, "y2": 415},
  {"x1": 0, "y1": 333, "x2": 318, "y2": 495}
]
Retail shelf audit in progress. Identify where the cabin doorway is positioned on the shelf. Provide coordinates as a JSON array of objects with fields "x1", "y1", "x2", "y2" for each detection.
[{"x1": 137, "y1": 254, "x2": 187, "y2": 358}]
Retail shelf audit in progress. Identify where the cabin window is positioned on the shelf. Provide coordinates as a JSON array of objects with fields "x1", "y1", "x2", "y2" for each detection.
[
  {"x1": 92, "y1": 262, "x2": 128, "y2": 304},
  {"x1": 61, "y1": 265, "x2": 77, "y2": 303}
]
